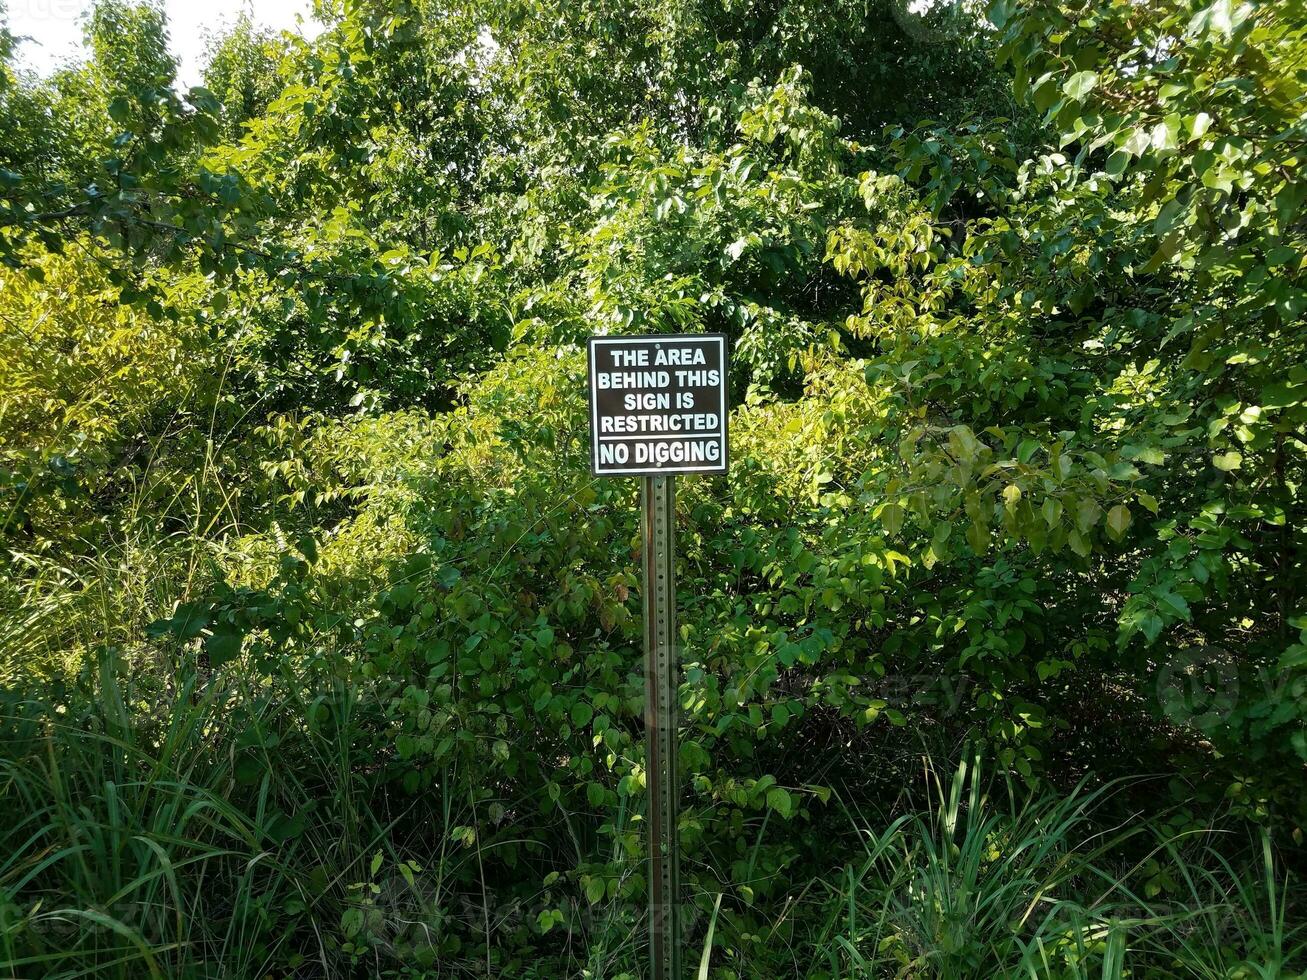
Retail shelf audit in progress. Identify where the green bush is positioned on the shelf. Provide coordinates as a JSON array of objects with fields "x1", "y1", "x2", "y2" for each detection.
[{"x1": 1, "y1": 0, "x2": 1304, "y2": 974}]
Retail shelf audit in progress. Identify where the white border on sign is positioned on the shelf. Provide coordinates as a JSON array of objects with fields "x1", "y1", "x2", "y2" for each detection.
[{"x1": 588, "y1": 335, "x2": 729, "y2": 476}]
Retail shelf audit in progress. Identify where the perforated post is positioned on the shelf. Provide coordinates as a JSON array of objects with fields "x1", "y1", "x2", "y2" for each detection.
[{"x1": 642, "y1": 474, "x2": 681, "y2": 980}]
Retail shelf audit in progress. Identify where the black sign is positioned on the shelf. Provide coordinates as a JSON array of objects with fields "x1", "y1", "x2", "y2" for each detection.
[{"x1": 587, "y1": 334, "x2": 729, "y2": 476}]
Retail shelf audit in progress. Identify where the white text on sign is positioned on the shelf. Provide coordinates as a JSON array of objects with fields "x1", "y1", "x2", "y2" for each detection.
[{"x1": 587, "y1": 335, "x2": 729, "y2": 477}]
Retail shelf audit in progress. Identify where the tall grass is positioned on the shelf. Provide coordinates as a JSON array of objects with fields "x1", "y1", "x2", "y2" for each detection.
[
  {"x1": 0, "y1": 646, "x2": 624, "y2": 979},
  {"x1": 1, "y1": 649, "x2": 262, "y2": 978},
  {"x1": 808, "y1": 752, "x2": 1305, "y2": 979},
  {"x1": 0, "y1": 647, "x2": 453, "y2": 979},
  {"x1": 1123, "y1": 832, "x2": 1306, "y2": 980},
  {"x1": 3, "y1": 660, "x2": 1301, "y2": 979}
]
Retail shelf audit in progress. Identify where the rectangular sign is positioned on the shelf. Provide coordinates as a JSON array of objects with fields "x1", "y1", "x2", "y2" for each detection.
[{"x1": 587, "y1": 334, "x2": 729, "y2": 476}]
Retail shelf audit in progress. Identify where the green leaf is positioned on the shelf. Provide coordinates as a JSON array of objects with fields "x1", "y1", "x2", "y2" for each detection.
[
  {"x1": 1063, "y1": 71, "x2": 1099, "y2": 100},
  {"x1": 265, "y1": 809, "x2": 305, "y2": 843},
  {"x1": 570, "y1": 702, "x2": 594, "y2": 727},
  {"x1": 204, "y1": 623, "x2": 243, "y2": 667},
  {"x1": 107, "y1": 96, "x2": 133, "y2": 124},
  {"x1": 1106, "y1": 504, "x2": 1131, "y2": 540},
  {"x1": 341, "y1": 907, "x2": 364, "y2": 939},
  {"x1": 234, "y1": 752, "x2": 264, "y2": 786},
  {"x1": 880, "y1": 502, "x2": 904, "y2": 536},
  {"x1": 1076, "y1": 497, "x2": 1101, "y2": 532},
  {"x1": 1212, "y1": 451, "x2": 1242, "y2": 471},
  {"x1": 1124, "y1": 445, "x2": 1165, "y2": 465},
  {"x1": 765, "y1": 786, "x2": 793, "y2": 818},
  {"x1": 1041, "y1": 497, "x2": 1063, "y2": 527},
  {"x1": 1188, "y1": 112, "x2": 1213, "y2": 139},
  {"x1": 1159, "y1": 592, "x2": 1191, "y2": 619},
  {"x1": 1151, "y1": 115, "x2": 1180, "y2": 152}
]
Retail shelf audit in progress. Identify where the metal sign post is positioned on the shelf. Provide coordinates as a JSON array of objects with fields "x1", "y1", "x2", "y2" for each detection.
[
  {"x1": 586, "y1": 334, "x2": 729, "y2": 980},
  {"x1": 642, "y1": 473, "x2": 681, "y2": 979}
]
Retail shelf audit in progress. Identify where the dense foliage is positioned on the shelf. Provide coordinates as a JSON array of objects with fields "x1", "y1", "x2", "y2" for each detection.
[{"x1": 1, "y1": 0, "x2": 1304, "y2": 976}]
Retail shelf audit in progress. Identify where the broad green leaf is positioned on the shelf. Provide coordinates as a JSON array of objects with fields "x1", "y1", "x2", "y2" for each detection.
[
  {"x1": 880, "y1": 502, "x2": 904, "y2": 536},
  {"x1": 1212, "y1": 451, "x2": 1242, "y2": 471},
  {"x1": 107, "y1": 96, "x2": 133, "y2": 124},
  {"x1": 765, "y1": 786, "x2": 793, "y2": 818},
  {"x1": 570, "y1": 702, "x2": 594, "y2": 727},
  {"x1": 205, "y1": 624, "x2": 243, "y2": 667},
  {"x1": 1106, "y1": 504, "x2": 1131, "y2": 540},
  {"x1": 1063, "y1": 71, "x2": 1098, "y2": 100},
  {"x1": 1041, "y1": 497, "x2": 1063, "y2": 527}
]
